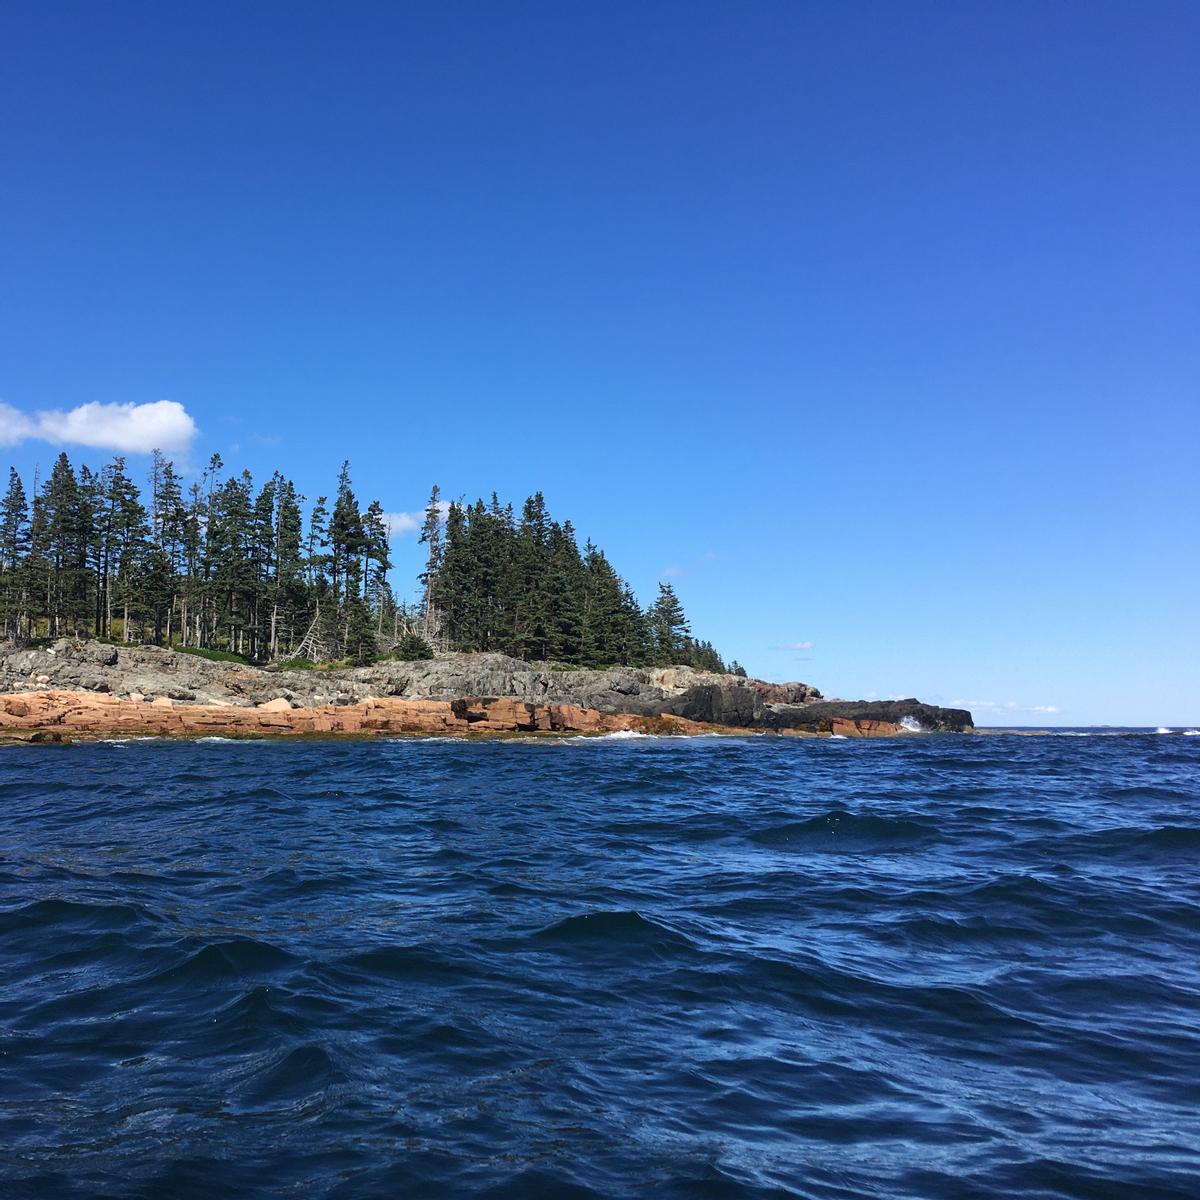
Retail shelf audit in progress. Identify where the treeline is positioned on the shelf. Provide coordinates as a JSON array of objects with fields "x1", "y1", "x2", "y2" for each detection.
[
  {"x1": 0, "y1": 451, "x2": 392, "y2": 662},
  {"x1": 0, "y1": 452, "x2": 739, "y2": 672},
  {"x1": 423, "y1": 489, "x2": 738, "y2": 671}
]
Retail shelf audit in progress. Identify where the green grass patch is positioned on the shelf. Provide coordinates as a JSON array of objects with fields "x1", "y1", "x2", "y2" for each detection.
[{"x1": 176, "y1": 645, "x2": 252, "y2": 665}]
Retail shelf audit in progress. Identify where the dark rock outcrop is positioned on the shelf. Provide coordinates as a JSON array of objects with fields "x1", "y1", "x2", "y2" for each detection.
[
  {"x1": 762, "y1": 698, "x2": 973, "y2": 733},
  {"x1": 660, "y1": 683, "x2": 764, "y2": 727}
]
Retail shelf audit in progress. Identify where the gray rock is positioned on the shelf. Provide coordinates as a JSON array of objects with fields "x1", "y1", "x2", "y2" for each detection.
[{"x1": 0, "y1": 640, "x2": 972, "y2": 732}]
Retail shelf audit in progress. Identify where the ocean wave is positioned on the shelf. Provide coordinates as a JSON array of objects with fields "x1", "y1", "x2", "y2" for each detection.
[
  {"x1": 1051, "y1": 823, "x2": 1200, "y2": 860},
  {"x1": 0, "y1": 896, "x2": 160, "y2": 934},
  {"x1": 232, "y1": 1043, "x2": 346, "y2": 1112},
  {"x1": 531, "y1": 909, "x2": 698, "y2": 956},
  {"x1": 334, "y1": 943, "x2": 466, "y2": 982},
  {"x1": 149, "y1": 938, "x2": 300, "y2": 986},
  {"x1": 749, "y1": 809, "x2": 938, "y2": 851}
]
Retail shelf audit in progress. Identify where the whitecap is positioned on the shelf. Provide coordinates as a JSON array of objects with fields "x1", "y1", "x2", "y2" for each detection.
[
  {"x1": 1155, "y1": 727, "x2": 1174, "y2": 735},
  {"x1": 899, "y1": 716, "x2": 925, "y2": 733}
]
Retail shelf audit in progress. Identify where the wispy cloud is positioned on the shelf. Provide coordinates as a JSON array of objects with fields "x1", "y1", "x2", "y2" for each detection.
[
  {"x1": 770, "y1": 641, "x2": 815, "y2": 652},
  {"x1": 381, "y1": 500, "x2": 451, "y2": 540},
  {"x1": 0, "y1": 400, "x2": 197, "y2": 454},
  {"x1": 661, "y1": 551, "x2": 715, "y2": 580}
]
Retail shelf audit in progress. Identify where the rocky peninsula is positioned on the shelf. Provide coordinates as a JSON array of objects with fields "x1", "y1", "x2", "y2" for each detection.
[{"x1": 0, "y1": 640, "x2": 973, "y2": 744}]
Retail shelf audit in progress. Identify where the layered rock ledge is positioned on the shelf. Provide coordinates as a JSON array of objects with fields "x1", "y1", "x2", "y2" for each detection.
[
  {"x1": 0, "y1": 691, "x2": 739, "y2": 742},
  {"x1": 0, "y1": 641, "x2": 973, "y2": 741}
]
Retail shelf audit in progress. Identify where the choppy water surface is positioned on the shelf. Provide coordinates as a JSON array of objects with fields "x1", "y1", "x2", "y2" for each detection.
[{"x1": 1, "y1": 732, "x2": 1198, "y2": 1199}]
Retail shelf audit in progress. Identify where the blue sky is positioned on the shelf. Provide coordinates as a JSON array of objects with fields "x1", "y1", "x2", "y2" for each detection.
[{"x1": 1, "y1": 1, "x2": 1196, "y2": 725}]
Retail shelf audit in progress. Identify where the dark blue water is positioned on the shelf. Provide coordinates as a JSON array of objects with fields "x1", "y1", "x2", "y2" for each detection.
[{"x1": 2, "y1": 732, "x2": 1198, "y2": 1199}]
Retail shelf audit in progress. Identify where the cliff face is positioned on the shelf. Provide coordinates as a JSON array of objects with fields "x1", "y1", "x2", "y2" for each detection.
[{"x1": 0, "y1": 640, "x2": 973, "y2": 735}]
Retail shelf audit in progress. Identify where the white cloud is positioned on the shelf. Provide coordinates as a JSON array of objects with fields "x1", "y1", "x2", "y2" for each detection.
[
  {"x1": 0, "y1": 399, "x2": 197, "y2": 454},
  {"x1": 0, "y1": 403, "x2": 35, "y2": 446},
  {"x1": 382, "y1": 500, "x2": 451, "y2": 540},
  {"x1": 1030, "y1": 704, "x2": 1060, "y2": 715},
  {"x1": 382, "y1": 511, "x2": 422, "y2": 537},
  {"x1": 770, "y1": 641, "x2": 815, "y2": 652}
]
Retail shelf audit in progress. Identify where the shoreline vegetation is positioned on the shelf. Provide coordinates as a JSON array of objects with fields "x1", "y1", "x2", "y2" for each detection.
[{"x1": 0, "y1": 454, "x2": 738, "y2": 674}]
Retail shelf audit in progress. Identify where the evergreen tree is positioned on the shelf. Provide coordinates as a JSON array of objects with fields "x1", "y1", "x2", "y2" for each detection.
[
  {"x1": 437, "y1": 502, "x2": 469, "y2": 648},
  {"x1": 513, "y1": 492, "x2": 551, "y2": 659},
  {"x1": 329, "y1": 460, "x2": 363, "y2": 610},
  {"x1": 362, "y1": 499, "x2": 391, "y2": 628},
  {"x1": 41, "y1": 453, "x2": 90, "y2": 636},
  {"x1": 545, "y1": 519, "x2": 585, "y2": 662},
  {"x1": 270, "y1": 479, "x2": 305, "y2": 657},
  {"x1": 393, "y1": 630, "x2": 434, "y2": 660},
  {"x1": 418, "y1": 484, "x2": 443, "y2": 610},
  {"x1": 0, "y1": 469, "x2": 30, "y2": 639},
  {"x1": 649, "y1": 581, "x2": 691, "y2": 666},
  {"x1": 580, "y1": 543, "x2": 625, "y2": 666},
  {"x1": 343, "y1": 595, "x2": 378, "y2": 664}
]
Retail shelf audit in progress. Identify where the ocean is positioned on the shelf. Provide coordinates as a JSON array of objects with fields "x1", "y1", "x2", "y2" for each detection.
[{"x1": 1, "y1": 731, "x2": 1197, "y2": 1198}]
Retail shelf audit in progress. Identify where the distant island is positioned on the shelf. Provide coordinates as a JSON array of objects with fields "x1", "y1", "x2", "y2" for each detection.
[{"x1": 0, "y1": 453, "x2": 972, "y2": 741}]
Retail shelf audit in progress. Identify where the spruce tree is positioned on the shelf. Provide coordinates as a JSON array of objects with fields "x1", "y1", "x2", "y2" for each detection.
[
  {"x1": 0, "y1": 469, "x2": 29, "y2": 639},
  {"x1": 329, "y1": 461, "x2": 363, "y2": 610},
  {"x1": 545, "y1": 519, "x2": 585, "y2": 662},
  {"x1": 418, "y1": 484, "x2": 443, "y2": 605},
  {"x1": 649, "y1": 581, "x2": 691, "y2": 666},
  {"x1": 343, "y1": 596, "x2": 378, "y2": 664},
  {"x1": 270, "y1": 479, "x2": 305, "y2": 657},
  {"x1": 393, "y1": 630, "x2": 434, "y2": 660}
]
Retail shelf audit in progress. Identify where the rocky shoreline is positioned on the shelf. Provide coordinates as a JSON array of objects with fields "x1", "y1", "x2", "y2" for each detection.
[{"x1": 0, "y1": 640, "x2": 973, "y2": 743}]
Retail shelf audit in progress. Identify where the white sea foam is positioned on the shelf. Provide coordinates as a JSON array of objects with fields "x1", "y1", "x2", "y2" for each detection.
[
  {"x1": 1155, "y1": 727, "x2": 1173, "y2": 735},
  {"x1": 829, "y1": 734, "x2": 849, "y2": 740},
  {"x1": 899, "y1": 716, "x2": 925, "y2": 733},
  {"x1": 1183, "y1": 730, "x2": 1200, "y2": 737}
]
